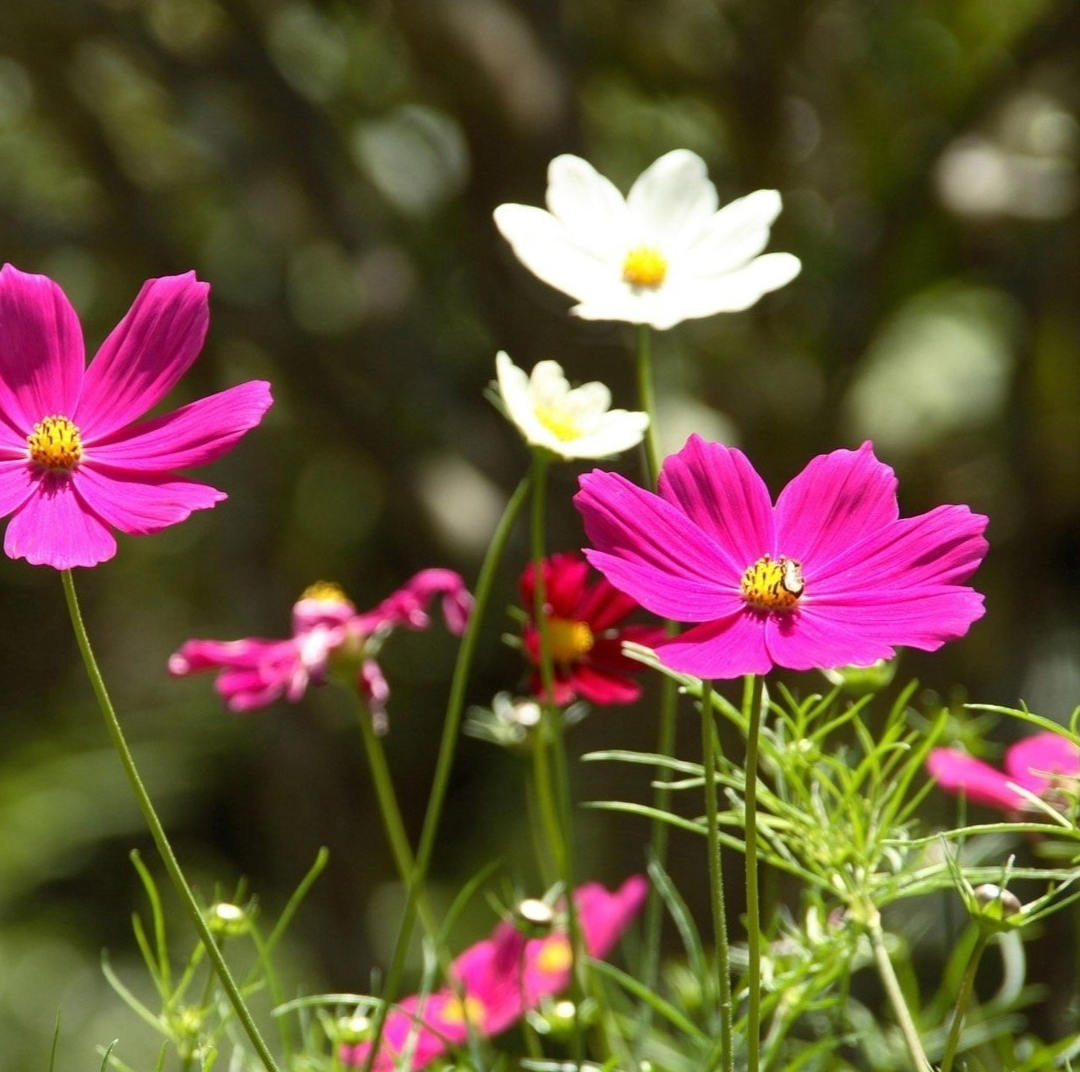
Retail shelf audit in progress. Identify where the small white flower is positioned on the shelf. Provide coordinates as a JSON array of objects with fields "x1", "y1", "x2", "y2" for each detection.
[
  {"x1": 494, "y1": 149, "x2": 801, "y2": 330},
  {"x1": 495, "y1": 351, "x2": 648, "y2": 460}
]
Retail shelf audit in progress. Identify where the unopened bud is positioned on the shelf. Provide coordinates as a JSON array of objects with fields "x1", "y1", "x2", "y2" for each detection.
[
  {"x1": 336, "y1": 1014, "x2": 372, "y2": 1044},
  {"x1": 207, "y1": 902, "x2": 249, "y2": 936},
  {"x1": 972, "y1": 883, "x2": 1022, "y2": 928},
  {"x1": 515, "y1": 897, "x2": 556, "y2": 936}
]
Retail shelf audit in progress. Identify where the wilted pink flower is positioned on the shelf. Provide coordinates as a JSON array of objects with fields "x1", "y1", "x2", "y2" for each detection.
[
  {"x1": 0, "y1": 265, "x2": 272, "y2": 568},
  {"x1": 169, "y1": 571, "x2": 472, "y2": 725},
  {"x1": 342, "y1": 876, "x2": 648, "y2": 1071},
  {"x1": 927, "y1": 732, "x2": 1080, "y2": 813},
  {"x1": 520, "y1": 552, "x2": 666, "y2": 705},
  {"x1": 575, "y1": 436, "x2": 988, "y2": 679}
]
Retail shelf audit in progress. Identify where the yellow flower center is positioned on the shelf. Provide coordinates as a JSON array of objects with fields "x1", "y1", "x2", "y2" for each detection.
[
  {"x1": 536, "y1": 935, "x2": 573, "y2": 975},
  {"x1": 741, "y1": 554, "x2": 804, "y2": 612},
  {"x1": 438, "y1": 995, "x2": 486, "y2": 1028},
  {"x1": 535, "y1": 404, "x2": 583, "y2": 442},
  {"x1": 27, "y1": 415, "x2": 83, "y2": 470},
  {"x1": 545, "y1": 617, "x2": 595, "y2": 662},
  {"x1": 622, "y1": 246, "x2": 668, "y2": 289},
  {"x1": 299, "y1": 580, "x2": 354, "y2": 609}
]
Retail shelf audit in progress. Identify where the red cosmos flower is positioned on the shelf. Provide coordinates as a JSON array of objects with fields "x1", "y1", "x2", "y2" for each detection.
[{"x1": 521, "y1": 552, "x2": 666, "y2": 705}]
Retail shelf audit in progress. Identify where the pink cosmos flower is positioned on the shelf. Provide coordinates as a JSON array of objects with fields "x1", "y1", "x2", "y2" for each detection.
[
  {"x1": 0, "y1": 264, "x2": 272, "y2": 569},
  {"x1": 574, "y1": 436, "x2": 988, "y2": 679},
  {"x1": 520, "y1": 552, "x2": 666, "y2": 705},
  {"x1": 927, "y1": 732, "x2": 1080, "y2": 813},
  {"x1": 169, "y1": 570, "x2": 472, "y2": 726},
  {"x1": 342, "y1": 875, "x2": 648, "y2": 1071}
]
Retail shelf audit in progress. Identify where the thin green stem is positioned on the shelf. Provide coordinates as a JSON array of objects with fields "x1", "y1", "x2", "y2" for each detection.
[
  {"x1": 528, "y1": 448, "x2": 587, "y2": 1057},
  {"x1": 940, "y1": 929, "x2": 990, "y2": 1072},
  {"x1": 362, "y1": 474, "x2": 530, "y2": 1072},
  {"x1": 633, "y1": 323, "x2": 681, "y2": 1060},
  {"x1": 701, "y1": 681, "x2": 733, "y2": 1072},
  {"x1": 744, "y1": 674, "x2": 764, "y2": 1072},
  {"x1": 61, "y1": 570, "x2": 281, "y2": 1072},
  {"x1": 867, "y1": 909, "x2": 934, "y2": 1072},
  {"x1": 354, "y1": 699, "x2": 443, "y2": 947}
]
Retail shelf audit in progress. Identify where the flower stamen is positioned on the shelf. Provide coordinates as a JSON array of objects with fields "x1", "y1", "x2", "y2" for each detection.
[
  {"x1": 545, "y1": 617, "x2": 595, "y2": 662},
  {"x1": 742, "y1": 554, "x2": 804, "y2": 612},
  {"x1": 438, "y1": 995, "x2": 486, "y2": 1028},
  {"x1": 27, "y1": 414, "x2": 83, "y2": 471},
  {"x1": 535, "y1": 405, "x2": 583, "y2": 442},
  {"x1": 622, "y1": 246, "x2": 668, "y2": 289}
]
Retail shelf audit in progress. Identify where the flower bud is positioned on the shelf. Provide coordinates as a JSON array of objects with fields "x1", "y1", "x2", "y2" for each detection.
[
  {"x1": 971, "y1": 883, "x2": 1023, "y2": 930},
  {"x1": 515, "y1": 897, "x2": 556, "y2": 937},
  {"x1": 207, "y1": 901, "x2": 249, "y2": 937},
  {"x1": 336, "y1": 1013, "x2": 372, "y2": 1044}
]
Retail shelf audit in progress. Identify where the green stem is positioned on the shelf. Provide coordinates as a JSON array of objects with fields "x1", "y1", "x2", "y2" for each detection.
[
  {"x1": 940, "y1": 929, "x2": 989, "y2": 1072},
  {"x1": 867, "y1": 909, "x2": 934, "y2": 1072},
  {"x1": 528, "y1": 449, "x2": 587, "y2": 1056},
  {"x1": 362, "y1": 474, "x2": 530, "y2": 1072},
  {"x1": 744, "y1": 674, "x2": 764, "y2": 1072},
  {"x1": 354, "y1": 699, "x2": 443, "y2": 947},
  {"x1": 701, "y1": 681, "x2": 733, "y2": 1072},
  {"x1": 61, "y1": 570, "x2": 281, "y2": 1072},
  {"x1": 632, "y1": 323, "x2": 681, "y2": 1060}
]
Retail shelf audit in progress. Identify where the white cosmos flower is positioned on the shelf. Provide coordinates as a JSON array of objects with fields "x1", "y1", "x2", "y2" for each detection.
[
  {"x1": 495, "y1": 351, "x2": 648, "y2": 460},
  {"x1": 493, "y1": 149, "x2": 801, "y2": 331}
]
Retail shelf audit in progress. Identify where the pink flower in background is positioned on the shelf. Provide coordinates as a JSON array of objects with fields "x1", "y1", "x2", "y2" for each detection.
[
  {"x1": 575, "y1": 436, "x2": 988, "y2": 679},
  {"x1": 927, "y1": 732, "x2": 1080, "y2": 813},
  {"x1": 169, "y1": 571, "x2": 472, "y2": 726},
  {"x1": 0, "y1": 265, "x2": 272, "y2": 568},
  {"x1": 342, "y1": 876, "x2": 648, "y2": 1071},
  {"x1": 520, "y1": 552, "x2": 666, "y2": 705}
]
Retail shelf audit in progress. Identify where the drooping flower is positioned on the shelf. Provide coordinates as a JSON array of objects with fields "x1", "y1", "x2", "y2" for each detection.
[
  {"x1": 574, "y1": 436, "x2": 988, "y2": 679},
  {"x1": 521, "y1": 552, "x2": 666, "y2": 705},
  {"x1": 169, "y1": 570, "x2": 472, "y2": 726},
  {"x1": 0, "y1": 264, "x2": 272, "y2": 569},
  {"x1": 927, "y1": 732, "x2": 1080, "y2": 813},
  {"x1": 341, "y1": 876, "x2": 648, "y2": 1072},
  {"x1": 495, "y1": 352, "x2": 648, "y2": 461},
  {"x1": 493, "y1": 150, "x2": 801, "y2": 330}
]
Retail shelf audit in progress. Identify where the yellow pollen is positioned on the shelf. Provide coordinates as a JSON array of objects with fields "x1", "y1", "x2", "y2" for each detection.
[
  {"x1": 622, "y1": 246, "x2": 668, "y2": 289},
  {"x1": 536, "y1": 935, "x2": 573, "y2": 975},
  {"x1": 535, "y1": 405, "x2": 583, "y2": 442},
  {"x1": 438, "y1": 995, "x2": 486, "y2": 1028},
  {"x1": 545, "y1": 617, "x2": 595, "y2": 662},
  {"x1": 299, "y1": 580, "x2": 355, "y2": 609},
  {"x1": 27, "y1": 414, "x2": 83, "y2": 471},
  {"x1": 741, "y1": 554, "x2": 804, "y2": 612}
]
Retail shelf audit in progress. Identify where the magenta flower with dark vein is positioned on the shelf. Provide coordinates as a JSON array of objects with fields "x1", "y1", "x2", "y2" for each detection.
[
  {"x1": 0, "y1": 264, "x2": 272, "y2": 569},
  {"x1": 927, "y1": 732, "x2": 1080, "y2": 813},
  {"x1": 574, "y1": 436, "x2": 988, "y2": 679}
]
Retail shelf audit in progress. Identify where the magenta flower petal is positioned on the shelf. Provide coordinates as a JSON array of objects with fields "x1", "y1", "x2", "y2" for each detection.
[
  {"x1": 73, "y1": 465, "x2": 226, "y2": 535},
  {"x1": 576, "y1": 438, "x2": 988, "y2": 678},
  {"x1": 576, "y1": 470, "x2": 742, "y2": 621},
  {"x1": 657, "y1": 434, "x2": 773, "y2": 572},
  {"x1": 342, "y1": 877, "x2": 646, "y2": 1072},
  {"x1": 0, "y1": 459, "x2": 39, "y2": 516},
  {"x1": 0, "y1": 264, "x2": 84, "y2": 432},
  {"x1": 1005, "y1": 732, "x2": 1080, "y2": 793},
  {"x1": 88, "y1": 381, "x2": 273, "y2": 472},
  {"x1": 0, "y1": 267, "x2": 270, "y2": 568},
  {"x1": 75, "y1": 273, "x2": 209, "y2": 440},
  {"x1": 773, "y1": 442, "x2": 898, "y2": 566},
  {"x1": 926, "y1": 749, "x2": 1024, "y2": 810},
  {"x1": 4, "y1": 473, "x2": 116, "y2": 569},
  {"x1": 656, "y1": 613, "x2": 773, "y2": 678},
  {"x1": 813, "y1": 505, "x2": 988, "y2": 594}
]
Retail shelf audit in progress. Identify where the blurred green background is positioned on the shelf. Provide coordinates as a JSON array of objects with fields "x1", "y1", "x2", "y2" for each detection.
[{"x1": 1, "y1": 0, "x2": 1079, "y2": 1065}]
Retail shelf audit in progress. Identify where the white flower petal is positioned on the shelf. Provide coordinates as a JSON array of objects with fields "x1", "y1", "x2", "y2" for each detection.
[
  {"x1": 493, "y1": 352, "x2": 647, "y2": 460},
  {"x1": 496, "y1": 351, "x2": 545, "y2": 437},
  {"x1": 683, "y1": 189, "x2": 785, "y2": 276},
  {"x1": 674, "y1": 253, "x2": 803, "y2": 319},
  {"x1": 545, "y1": 154, "x2": 628, "y2": 255},
  {"x1": 627, "y1": 149, "x2": 718, "y2": 249},
  {"x1": 493, "y1": 204, "x2": 611, "y2": 303}
]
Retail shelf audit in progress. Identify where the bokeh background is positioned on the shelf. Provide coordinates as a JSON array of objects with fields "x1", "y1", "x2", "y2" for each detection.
[{"x1": 1, "y1": 0, "x2": 1079, "y2": 1066}]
